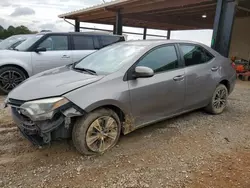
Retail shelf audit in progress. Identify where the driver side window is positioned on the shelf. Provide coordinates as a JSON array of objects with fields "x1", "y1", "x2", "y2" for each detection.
[
  {"x1": 38, "y1": 35, "x2": 68, "y2": 51},
  {"x1": 137, "y1": 45, "x2": 179, "y2": 73}
]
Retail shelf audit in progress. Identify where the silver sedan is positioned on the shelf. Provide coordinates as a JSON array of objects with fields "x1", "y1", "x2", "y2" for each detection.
[{"x1": 6, "y1": 40, "x2": 236, "y2": 155}]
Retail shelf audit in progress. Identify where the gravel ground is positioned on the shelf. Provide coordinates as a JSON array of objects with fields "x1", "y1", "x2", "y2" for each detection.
[{"x1": 0, "y1": 80, "x2": 250, "y2": 188}]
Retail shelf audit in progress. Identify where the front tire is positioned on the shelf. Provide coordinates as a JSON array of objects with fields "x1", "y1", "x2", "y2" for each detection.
[
  {"x1": 0, "y1": 66, "x2": 27, "y2": 94},
  {"x1": 205, "y1": 84, "x2": 228, "y2": 114},
  {"x1": 72, "y1": 108, "x2": 121, "y2": 155}
]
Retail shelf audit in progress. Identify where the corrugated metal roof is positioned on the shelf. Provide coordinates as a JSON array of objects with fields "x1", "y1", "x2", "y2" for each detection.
[
  {"x1": 58, "y1": 0, "x2": 131, "y2": 18},
  {"x1": 58, "y1": 0, "x2": 250, "y2": 30}
]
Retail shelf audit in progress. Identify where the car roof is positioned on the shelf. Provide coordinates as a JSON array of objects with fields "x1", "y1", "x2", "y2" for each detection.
[
  {"x1": 35, "y1": 32, "x2": 123, "y2": 37},
  {"x1": 116, "y1": 39, "x2": 219, "y2": 56},
  {"x1": 121, "y1": 39, "x2": 208, "y2": 47}
]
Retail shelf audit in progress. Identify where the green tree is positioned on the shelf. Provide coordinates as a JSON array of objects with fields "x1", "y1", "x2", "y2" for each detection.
[{"x1": 0, "y1": 25, "x2": 36, "y2": 39}]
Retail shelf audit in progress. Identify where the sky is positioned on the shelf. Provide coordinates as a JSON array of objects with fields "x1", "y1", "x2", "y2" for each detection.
[{"x1": 0, "y1": 0, "x2": 213, "y2": 46}]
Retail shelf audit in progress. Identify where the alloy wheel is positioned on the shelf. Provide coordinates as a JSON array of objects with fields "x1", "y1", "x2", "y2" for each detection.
[
  {"x1": 86, "y1": 116, "x2": 119, "y2": 153},
  {"x1": 0, "y1": 70, "x2": 25, "y2": 92},
  {"x1": 213, "y1": 87, "x2": 227, "y2": 109}
]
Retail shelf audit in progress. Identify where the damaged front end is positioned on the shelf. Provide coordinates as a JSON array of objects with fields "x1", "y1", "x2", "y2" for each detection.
[{"x1": 7, "y1": 98, "x2": 84, "y2": 146}]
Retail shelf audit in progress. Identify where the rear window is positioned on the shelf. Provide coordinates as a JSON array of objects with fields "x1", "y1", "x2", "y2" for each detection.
[
  {"x1": 72, "y1": 35, "x2": 95, "y2": 50},
  {"x1": 100, "y1": 36, "x2": 124, "y2": 47},
  {"x1": 179, "y1": 44, "x2": 214, "y2": 67}
]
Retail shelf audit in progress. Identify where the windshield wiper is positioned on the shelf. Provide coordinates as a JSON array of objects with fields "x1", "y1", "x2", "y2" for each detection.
[
  {"x1": 10, "y1": 47, "x2": 19, "y2": 51},
  {"x1": 71, "y1": 61, "x2": 97, "y2": 75},
  {"x1": 73, "y1": 67, "x2": 97, "y2": 75}
]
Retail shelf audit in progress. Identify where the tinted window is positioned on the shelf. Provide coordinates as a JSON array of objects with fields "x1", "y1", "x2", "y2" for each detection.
[
  {"x1": 180, "y1": 44, "x2": 214, "y2": 67},
  {"x1": 101, "y1": 36, "x2": 123, "y2": 47},
  {"x1": 38, "y1": 35, "x2": 68, "y2": 51},
  {"x1": 137, "y1": 45, "x2": 178, "y2": 73},
  {"x1": 73, "y1": 35, "x2": 94, "y2": 50}
]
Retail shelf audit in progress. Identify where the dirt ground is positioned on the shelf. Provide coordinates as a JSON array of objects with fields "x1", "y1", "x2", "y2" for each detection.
[{"x1": 0, "y1": 81, "x2": 250, "y2": 188}]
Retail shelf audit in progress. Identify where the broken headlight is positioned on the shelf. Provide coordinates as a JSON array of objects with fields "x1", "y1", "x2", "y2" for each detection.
[{"x1": 20, "y1": 97, "x2": 69, "y2": 121}]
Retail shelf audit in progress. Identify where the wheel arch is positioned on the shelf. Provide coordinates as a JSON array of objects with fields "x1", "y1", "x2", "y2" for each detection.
[
  {"x1": 219, "y1": 79, "x2": 230, "y2": 92},
  {"x1": 96, "y1": 105, "x2": 125, "y2": 123},
  {"x1": 0, "y1": 64, "x2": 30, "y2": 78},
  {"x1": 84, "y1": 100, "x2": 127, "y2": 123}
]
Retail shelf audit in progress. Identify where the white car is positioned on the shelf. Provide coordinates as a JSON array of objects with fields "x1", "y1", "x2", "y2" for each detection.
[
  {"x1": 0, "y1": 32, "x2": 125, "y2": 94},
  {"x1": 0, "y1": 34, "x2": 34, "y2": 50}
]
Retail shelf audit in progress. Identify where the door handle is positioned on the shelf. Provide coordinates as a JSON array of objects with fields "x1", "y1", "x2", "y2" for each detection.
[
  {"x1": 62, "y1": 55, "x2": 70, "y2": 58},
  {"x1": 173, "y1": 75, "x2": 185, "y2": 81},
  {"x1": 211, "y1": 66, "x2": 219, "y2": 71}
]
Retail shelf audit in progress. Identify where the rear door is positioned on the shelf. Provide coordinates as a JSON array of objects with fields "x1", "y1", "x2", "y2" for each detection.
[
  {"x1": 31, "y1": 34, "x2": 72, "y2": 74},
  {"x1": 71, "y1": 35, "x2": 97, "y2": 63},
  {"x1": 178, "y1": 44, "x2": 217, "y2": 110},
  {"x1": 128, "y1": 44, "x2": 185, "y2": 126}
]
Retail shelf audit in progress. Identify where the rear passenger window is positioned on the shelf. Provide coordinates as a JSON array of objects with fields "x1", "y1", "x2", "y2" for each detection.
[
  {"x1": 101, "y1": 36, "x2": 123, "y2": 47},
  {"x1": 72, "y1": 36, "x2": 94, "y2": 50},
  {"x1": 179, "y1": 44, "x2": 214, "y2": 67}
]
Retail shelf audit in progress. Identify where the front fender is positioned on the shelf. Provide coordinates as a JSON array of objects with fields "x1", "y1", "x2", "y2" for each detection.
[
  {"x1": 0, "y1": 52, "x2": 32, "y2": 76},
  {"x1": 63, "y1": 76, "x2": 130, "y2": 116},
  {"x1": 83, "y1": 99, "x2": 129, "y2": 114}
]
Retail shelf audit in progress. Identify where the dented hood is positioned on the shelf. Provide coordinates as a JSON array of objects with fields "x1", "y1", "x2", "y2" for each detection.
[{"x1": 8, "y1": 66, "x2": 104, "y2": 101}]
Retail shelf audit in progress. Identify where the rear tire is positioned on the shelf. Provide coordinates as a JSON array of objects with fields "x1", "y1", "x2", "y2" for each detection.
[
  {"x1": 72, "y1": 108, "x2": 121, "y2": 155},
  {"x1": 205, "y1": 84, "x2": 228, "y2": 114},
  {"x1": 0, "y1": 66, "x2": 27, "y2": 94}
]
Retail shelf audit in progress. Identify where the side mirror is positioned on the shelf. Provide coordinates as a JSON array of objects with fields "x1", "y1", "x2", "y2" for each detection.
[
  {"x1": 35, "y1": 47, "x2": 46, "y2": 53},
  {"x1": 133, "y1": 66, "x2": 154, "y2": 78}
]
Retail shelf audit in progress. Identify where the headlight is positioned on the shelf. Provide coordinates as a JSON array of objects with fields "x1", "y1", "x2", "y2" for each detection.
[{"x1": 20, "y1": 97, "x2": 69, "y2": 121}]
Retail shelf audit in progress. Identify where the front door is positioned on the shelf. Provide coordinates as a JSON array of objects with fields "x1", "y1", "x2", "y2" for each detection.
[
  {"x1": 31, "y1": 35, "x2": 72, "y2": 75},
  {"x1": 128, "y1": 45, "x2": 185, "y2": 126}
]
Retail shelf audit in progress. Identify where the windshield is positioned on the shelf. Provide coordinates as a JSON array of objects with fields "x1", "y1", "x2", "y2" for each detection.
[
  {"x1": 74, "y1": 43, "x2": 147, "y2": 75},
  {"x1": 15, "y1": 34, "x2": 44, "y2": 51},
  {"x1": 0, "y1": 35, "x2": 31, "y2": 49}
]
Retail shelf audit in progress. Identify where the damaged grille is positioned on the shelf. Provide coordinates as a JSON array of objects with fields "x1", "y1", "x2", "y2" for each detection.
[
  {"x1": 12, "y1": 107, "x2": 36, "y2": 130},
  {"x1": 8, "y1": 98, "x2": 26, "y2": 107},
  {"x1": 9, "y1": 98, "x2": 37, "y2": 131}
]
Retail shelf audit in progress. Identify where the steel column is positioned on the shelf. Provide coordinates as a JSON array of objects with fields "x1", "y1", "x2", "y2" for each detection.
[
  {"x1": 143, "y1": 28, "x2": 147, "y2": 40},
  {"x1": 75, "y1": 19, "x2": 80, "y2": 32},
  {"x1": 115, "y1": 11, "x2": 123, "y2": 35},
  {"x1": 167, "y1": 30, "x2": 171, "y2": 39},
  {"x1": 113, "y1": 24, "x2": 116, "y2": 34},
  {"x1": 211, "y1": 0, "x2": 238, "y2": 57}
]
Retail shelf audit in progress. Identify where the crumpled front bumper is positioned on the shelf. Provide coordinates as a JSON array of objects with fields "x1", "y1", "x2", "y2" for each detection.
[
  {"x1": 8, "y1": 98, "x2": 83, "y2": 146},
  {"x1": 11, "y1": 107, "x2": 65, "y2": 145}
]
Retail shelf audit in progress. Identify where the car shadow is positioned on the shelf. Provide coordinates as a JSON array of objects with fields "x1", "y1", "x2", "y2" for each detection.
[{"x1": 15, "y1": 109, "x2": 209, "y2": 162}]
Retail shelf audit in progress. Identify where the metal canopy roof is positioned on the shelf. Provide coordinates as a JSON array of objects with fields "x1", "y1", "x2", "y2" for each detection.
[{"x1": 59, "y1": 0, "x2": 250, "y2": 30}]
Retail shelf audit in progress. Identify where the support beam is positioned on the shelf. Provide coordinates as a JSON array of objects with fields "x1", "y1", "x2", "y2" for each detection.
[
  {"x1": 115, "y1": 11, "x2": 123, "y2": 35},
  {"x1": 113, "y1": 24, "x2": 116, "y2": 34},
  {"x1": 80, "y1": 26, "x2": 168, "y2": 38},
  {"x1": 75, "y1": 19, "x2": 80, "y2": 32},
  {"x1": 238, "y1": 6, "x2": 250, "y2": 13},
  {"x1": 167, "y1": 30, "x2": 171, "y2": 39},
  {"x1": 211, "y1": 0, "x2": 238, "y2": 57},
  {"x1": 143, "y1": 28, "x2": 147, "y2": 40}
]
